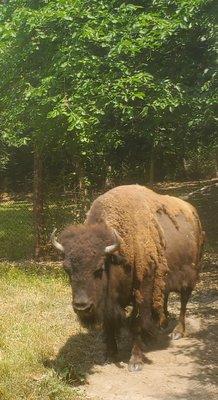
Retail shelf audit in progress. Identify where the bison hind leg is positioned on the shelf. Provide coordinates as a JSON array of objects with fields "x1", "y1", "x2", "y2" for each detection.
[
  {"x1": 170, "y1": 287, "x2": 192, "y2": 340},
  {"x1": 159, "y1": 292, "x2": 171, "y2": 329}
]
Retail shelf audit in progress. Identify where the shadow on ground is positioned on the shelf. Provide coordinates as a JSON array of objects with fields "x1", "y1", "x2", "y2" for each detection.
[
  {"x1": 44, "y1": 324, "x2": 172, "y2": 385},
  {"x1": 44, "y1": 329, "x2": 105, "y2": 384}
]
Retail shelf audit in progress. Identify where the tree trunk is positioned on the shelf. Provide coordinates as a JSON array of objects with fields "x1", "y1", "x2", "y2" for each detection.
[
  {"x1": 149, "y1": 145, "x2": 154, "y2": 185},
  {"x1": 76, "y1": 158, "x2": 87, "y2": 196},
  {"x1": 215, "y1": 148, "x2": 218, "y2": 178},
  {"x1": 33, "y1": 144, "x2": 44, "y2": 260},
  {"x1": 105, "y1": 165, "x2": 112, "y2": 188},
  {"x1": 182, "y1": 157, "x2": 189, "y2": 179}
]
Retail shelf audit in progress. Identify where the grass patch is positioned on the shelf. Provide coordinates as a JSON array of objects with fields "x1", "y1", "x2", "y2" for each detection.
[
  {"x1": 0, "y1": 263, "x2": 89, "y2": 400},
  {"x1": 0, "y1": 201, "x2": 34, "y2": 260},
  {"x1": 0, "y1": 194, "x2": 94, "y2": 260}
]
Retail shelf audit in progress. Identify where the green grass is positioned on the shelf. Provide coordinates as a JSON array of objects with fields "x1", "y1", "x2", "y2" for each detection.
[
  {"x1": 0, "y1": 195, "x2": 93, "y2": 260},
  {"x1": 0, "y1": 263, "x2": 89, "y2": 400},
  {"x1": 0, "y1": 201, "x2": 34, "y2": 260}
]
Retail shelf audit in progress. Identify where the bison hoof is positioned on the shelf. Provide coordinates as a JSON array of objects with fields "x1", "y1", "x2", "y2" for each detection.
[
  {"x1": 128, "y1": 356, "x2": 143, "y2": 372},
  {"x1": 128, "y1": 361, "x2": 143, "y2": 372},
  {"x1": 104, "y1": 353, "x2": 119, "y2": 365},
  {"x1": 170, "y1": 331, "x2": 183, "y2": 340}
]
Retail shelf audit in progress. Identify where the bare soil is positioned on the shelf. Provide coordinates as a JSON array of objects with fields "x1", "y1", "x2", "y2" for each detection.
[{"x1": 72, "y1": 260, "x2": 218, "y2": 400}]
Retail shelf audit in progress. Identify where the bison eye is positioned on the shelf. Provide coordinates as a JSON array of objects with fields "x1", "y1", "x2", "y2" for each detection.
[{"x1": 93, "y1": 265, "x2": 104, "y2": 279}]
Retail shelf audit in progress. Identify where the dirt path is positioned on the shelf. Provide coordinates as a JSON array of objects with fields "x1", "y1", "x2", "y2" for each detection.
[
  {"x1": 85, "y1": 317, "x2": 216, "y2": 400},
  {"x1": 79, "y1": 265, "x2": 218, "y2": 400}
]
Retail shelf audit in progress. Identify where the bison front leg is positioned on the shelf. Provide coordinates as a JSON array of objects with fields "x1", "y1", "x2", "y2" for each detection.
[
  {"x1": 103, "y1": 319, "x2": 118, "y2": 363},
  {"x1": 128, "y1": 331, "x2": 145, "y2": 372},
  {"x1": 129, "y1": 280, "x2": 155, "y2": 372}
]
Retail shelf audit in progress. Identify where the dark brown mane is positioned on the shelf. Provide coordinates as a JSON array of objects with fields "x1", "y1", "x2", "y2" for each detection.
[{"x1": 59, "y1": 223, "x2": 113, "y2": 257}]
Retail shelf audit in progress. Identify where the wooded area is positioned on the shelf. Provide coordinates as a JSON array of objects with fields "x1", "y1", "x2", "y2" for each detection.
[{"x1": 0, "y1": 0, "x2": 217, "y2": 258}]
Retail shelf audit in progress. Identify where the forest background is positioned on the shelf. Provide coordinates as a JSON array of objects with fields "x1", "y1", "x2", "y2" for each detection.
[{"x1": 0, "y1": 0, "x2": 217, "y2": 259}]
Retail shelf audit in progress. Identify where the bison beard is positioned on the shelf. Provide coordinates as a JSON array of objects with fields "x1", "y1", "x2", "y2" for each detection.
[
  {"x1": 51, "y1": 185, "x2": 204, "y2": 372},
  {"x1": 75, "y1": 307, "x2": 99, "y2": 329}
]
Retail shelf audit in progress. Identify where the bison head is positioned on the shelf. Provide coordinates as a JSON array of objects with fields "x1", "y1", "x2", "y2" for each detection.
[{"x1": 51, "y1": 223, "x2": 123, "y2": 327}]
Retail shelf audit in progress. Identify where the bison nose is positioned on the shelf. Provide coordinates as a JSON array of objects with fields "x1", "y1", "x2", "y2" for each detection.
[
  {"x1": 73, "y1": 290, "x2": 93, "y2": 312},
  {"x1": 73, "y1": 301, "x2": 93, "y2": 312}
]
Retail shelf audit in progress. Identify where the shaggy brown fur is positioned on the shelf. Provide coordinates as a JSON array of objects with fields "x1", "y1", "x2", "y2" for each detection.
[
  {"x1": 87, "y1": 185, "x2": 203, "y2": 315},
  {"x1": 57, "y1": 184, "x2": 204, "y2": 371}
]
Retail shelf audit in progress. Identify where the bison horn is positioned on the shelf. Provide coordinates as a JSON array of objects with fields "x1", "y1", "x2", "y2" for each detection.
[
  {"x1": 51, "y1": 228, "x2": 64, "y2": 252},
  {"x1": 105, "y1": 229, "x2": 122, "y2": 254}
]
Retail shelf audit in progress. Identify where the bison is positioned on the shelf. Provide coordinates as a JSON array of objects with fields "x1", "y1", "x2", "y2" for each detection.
[{"x1": 51, "y1": 185, "x2": 204, "y2": 372}]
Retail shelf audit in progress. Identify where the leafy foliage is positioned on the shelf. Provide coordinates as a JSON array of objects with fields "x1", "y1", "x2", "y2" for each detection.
[{"x1": 0, "y1": 0, "x2": 216, "y2": 184}]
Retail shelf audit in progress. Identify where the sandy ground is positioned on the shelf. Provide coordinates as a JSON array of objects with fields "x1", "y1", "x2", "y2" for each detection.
[
  {"x1": 84, "y1": 314, "x2": 217, "y2": 400},
  {"x1": 53, "y1": 262, "x2": 217, "y2": 400}
]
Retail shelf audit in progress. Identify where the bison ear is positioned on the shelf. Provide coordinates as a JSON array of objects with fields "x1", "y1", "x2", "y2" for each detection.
[
  {"x1": 111, "y1": 253, "x2": 127, "y2": 266},
  {"x1": 104, "y1": 228, "x2": 123, "y2": 255}
]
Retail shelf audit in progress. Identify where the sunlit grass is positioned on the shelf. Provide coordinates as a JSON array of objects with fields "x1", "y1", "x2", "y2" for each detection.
[
  {"x1": 0, "y1": 263, "x2": 87, "y2": 400},
  {"x1": 0, "y1": 196, "x2": 93, "y2": 260},
  {"x1": 0, "y1": 202, "x2": 34, "y2": 260}
]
